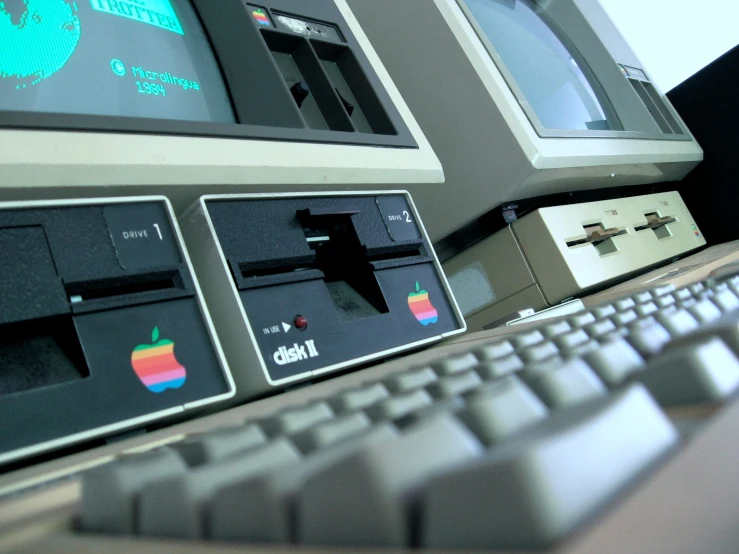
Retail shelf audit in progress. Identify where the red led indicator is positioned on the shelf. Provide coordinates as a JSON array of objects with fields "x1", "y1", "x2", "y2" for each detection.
[{"x1": 294, "y1": 315, "x2": 308, "y2": 331}]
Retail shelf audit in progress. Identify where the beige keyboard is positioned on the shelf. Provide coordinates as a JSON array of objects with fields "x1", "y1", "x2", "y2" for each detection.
[{"x1": 2, "y1": 276, "x2": 739, "y2": 553}]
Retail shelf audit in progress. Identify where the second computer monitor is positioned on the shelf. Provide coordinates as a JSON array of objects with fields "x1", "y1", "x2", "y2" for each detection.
[{"x1": 347, "y1": 0, "x2": 703, "y2": 243}]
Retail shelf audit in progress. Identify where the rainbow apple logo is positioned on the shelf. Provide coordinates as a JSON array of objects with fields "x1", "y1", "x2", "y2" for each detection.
[
  {"x1": 130, "y1": 327, "x2": 187, "y2": 393},
  {"x1": 252, "y1": 8, "x2": 270, "y2": 25},
  {"x1": 408, "y1": 281, "x2": 438, "y2": 325}
]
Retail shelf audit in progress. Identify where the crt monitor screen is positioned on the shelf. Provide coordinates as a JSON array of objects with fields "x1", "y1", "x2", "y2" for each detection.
[
  {"x1": 0, "y1": 0, "x2": 236, "y2": 123},
  {"x1": 462, "y1": 0, "x2": 616, "y2": 131}
]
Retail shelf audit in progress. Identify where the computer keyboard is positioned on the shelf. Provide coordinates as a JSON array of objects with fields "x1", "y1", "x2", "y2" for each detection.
[{"x1": 2, "y1": 272, "x2": 739, "y2": 553}]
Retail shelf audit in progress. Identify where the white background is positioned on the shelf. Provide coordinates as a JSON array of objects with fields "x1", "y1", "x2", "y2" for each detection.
[{"x1": 598, "y1": 0, "x2": 739, "y2": 92}]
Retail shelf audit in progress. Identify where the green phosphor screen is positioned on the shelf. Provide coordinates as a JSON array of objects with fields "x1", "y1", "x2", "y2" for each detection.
[
  {"x1": 90, "y1": 0, "x2": 183, "y2": 35},
  {"x1": 0, "y1": 0, "x2": 235, "y2": 123},
  {"x1": 0, "y1": 0, "x2": 81, "y2": 87}
]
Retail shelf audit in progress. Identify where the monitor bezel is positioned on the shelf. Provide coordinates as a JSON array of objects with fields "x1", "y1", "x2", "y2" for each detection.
[
  {"x1": 0, "y1": 0, "x2": 418, "y2": 149},
  {"x1": 455, "y1": 0, "x2": 692, "y2": 141},
  {"x1": 0, "y1": 109, "x2": 417, "y2": 147}
]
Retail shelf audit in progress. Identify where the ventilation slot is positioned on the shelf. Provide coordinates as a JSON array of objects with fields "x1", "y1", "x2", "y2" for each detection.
[
  {"x1": 642, "y1": 81, "x2": 684, "y2": 134},
  {"x1": 262, "y1": 30, "x2": 354, "y2": 132},
  {"x1": 629, "y1": 79, "x2": 684, "y2": 135}
]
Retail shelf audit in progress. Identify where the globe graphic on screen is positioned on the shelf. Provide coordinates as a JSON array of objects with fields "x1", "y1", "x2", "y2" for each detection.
[{"x1": 0, "y1": 0, "x2": 81, "y2": 89}]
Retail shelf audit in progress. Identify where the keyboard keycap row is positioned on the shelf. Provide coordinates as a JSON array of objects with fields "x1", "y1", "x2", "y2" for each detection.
[
  {"x1": 78, "y1": 275, "x2": 739, "y2": 550},
  {"x1": 81, "y1": 384, "x2": 677, "y2": 549}
]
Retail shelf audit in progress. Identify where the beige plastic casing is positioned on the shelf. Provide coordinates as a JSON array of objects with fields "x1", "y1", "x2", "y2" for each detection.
[
  {"x1": 179, "y1": 191, "x2": 467, "y2": 402},
  {"x1": 445, "y1": 192, "x2": 706, "y2": 330},
  {"x1": 515, "y1": 191, "x2": 706, "y2": 303},
  {"x1": 0, "y1": 197, "x2": 235, "y2": 467},
  {"x1": 0, "y1": 0, "x2": 443, "y2": 214},
  {"x1": 346, "y1": 0, "x2": 703, "y2": 242}
]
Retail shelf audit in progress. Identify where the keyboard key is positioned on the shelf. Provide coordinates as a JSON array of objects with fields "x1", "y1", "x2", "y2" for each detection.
[
  {"x1": 568, "y1": 312, "x2": 597, "y2": 328},
  {"x1": 365, "y1": 389, "x2": 433, "y2": 421},
  {"x1": 711, "y1": 282, "x2": 731, "y2": 293},
  {"x1": 634, "y1": 301, "x2": 658, "y2": 317},
  {"x1": 520, "y1": 357, "x2": 566, "y2": 379},
  {"x1": 553, "y1": 329, "x2": 590, "y2": 351},
  {"x1": 583, "y1": 338, "x2": 645, "y2": 387},
  {"x1": 712, "y1": 289, "x2": 739, "y2": 312},
  {"x1": 385, "y1": 367, "x2": 437, "y2": 392},
  {"x1": 655, "y1": 295, "x2": 676, "y2": 309},
  {"x1": 421, "y1": 384, "x2": 679, "y2": 550},
  {"x1": 458, "y1": 376, "x2": 548, "y2": 445},
  {"x1": 524, "y1": 358, "x2": 608, "y2": 409},
  {"x1": 650, "y1": 284, "x2": 676, "y2": 298},
  {"x1": 635, "y1": 337, "x2": 739, "y2": 406},
  {"x1": 611, "y1": 310, "x2": 638, "y2": 327},
  {"x1": 631, "y1": 291, "x2": 653, "y2": 304},
  {"x1": 614, "y1": 298, "x2": 636, "y2": 311},
  {"x1": 660, "y1": 305, "x2": 679, "y2": 316},
  {"x1": 583, "y1": 319, "x2": 617, "y2": 339},
  {"x1": 80, "y1": 449, "x2": 188, "y2": 534},
  {"x1": 394, "y1": 397, "x2": 466, "y2": 430},
  {"x1": 170, "y1": 425, "x2": 267, "y2": 467},
  {"x1": 210, "y1": 425, "x2": 398, "y2": 544},
  {"x1": 697, "y1": 289, "x2": 715, "y2": 300},
  {"x1": 473, "y1": 340, "x2": 514, "y2": 360},
  {"x1": 291, "y1": 413, "x2": 373, "y2": 453},
  {"x1": 138, "y1": 439, "x2": 301, "y2": 538},
  {"x1": 329, "y1": 383, "x2": 390, "y2": 412},
  {"x1": 629, "y1": 315, "x2": 657, "y2": 331},
  {"x1": 510, "y1": 330, "x2": 544, "y2": 349},
  {"x1": 688, "y1": 299, "x2": 721, "y2": 324},
  {"x1": 689, "y1": 283, "x2": 706, "y2": 295},
  {"x1": 431, "y1": 353, "x2": 479, "y2": 375},
  {"x1": 689, "y1": 312, "x2": 739, "y2": 354},
  {"x1": 541, "y1": 320, "x2": 572, "y2": 339},
  {"x1": 677, "y1": 297, "x2": 697, "y2": 308},
  {"x1": 654, "y1": 308, "x2": 700, "y2": 338},
  {"x1": 598, "y1": 327, "x2": 630, "y2": 342},
  {"x1": 426, "y1": 370, "x2": 483, "y2": 399},
  {"x1": 567, "y1": 339, "x2": 602, "y2": 357},
  {"x1": 259, "y1": 402, "x2": 335, "y2": 437},
  {"x1": 298, "y1": 414, "x2": 484, "y2": 547},
  {"x1": 591, "y1": 304, "x2": 616, "y2": 319},
  {"x1": 628, "y1": 322, "x2": 672, "y2": 357},
  {"x1": 475, "y1": 354, "x2": 524, "y2": 380},
  {"x1": 519, "y1": 341, "x2": 559, "y2": 363},
  {"x1": 672, "y1": 288, "x2": 693, "y2": 301}
]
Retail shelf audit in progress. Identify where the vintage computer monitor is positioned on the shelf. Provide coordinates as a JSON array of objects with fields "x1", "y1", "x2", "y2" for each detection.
[
  {"x1": 348, "y1": 0, "x2": 706, "y2": 329},
  {"x1": 347, "y1": 0, "x2": 704, "y2": 244},
  {"x1": 0, "y1": 0, "x2": 442, "y2": 207},
  {"x1": 0, "y1": 0, "x2": 465, "y2": 462}
]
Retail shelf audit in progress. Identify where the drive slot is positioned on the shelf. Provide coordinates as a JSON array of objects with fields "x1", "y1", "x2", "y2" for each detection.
[
  {"x1": 65, "y1": 270, "x2": 182, "y2": 304},
  {"x1": 366, "y1": 247, "x2": 424, "y2": 262},
  {"x1": 634, "y1": 212, "x2": 676, "y2": 240},
  {"x1": 566, "y1": 223, "x2": 626, "y2": 256},
  {"x1": 297, "y1": 208, "x2": 389, "y2": 321}
]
